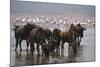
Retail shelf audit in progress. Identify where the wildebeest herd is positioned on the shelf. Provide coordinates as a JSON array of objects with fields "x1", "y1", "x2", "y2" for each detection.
[{"x1": 13, "y1": 22, "x2": 86, "y2": 58}]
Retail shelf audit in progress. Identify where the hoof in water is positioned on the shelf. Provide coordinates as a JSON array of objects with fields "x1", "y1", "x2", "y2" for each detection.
[
  {"x1": 38, "y1": 54, "x2": 40, "y2": 57},
  {"x1": 20, "y1": 49, "x2": 22, "y2": 51},
  {"x1": 61, "y1": 46, "x2": 64, "y2": 49},
  {"x1": 26, "y1": 49, "x2": 28, "y2": 51}
]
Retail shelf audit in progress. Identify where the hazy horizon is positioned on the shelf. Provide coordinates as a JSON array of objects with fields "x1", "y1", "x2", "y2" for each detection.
[{"x1": 10, "y1": 0, "x2": 95, "y2": 17}]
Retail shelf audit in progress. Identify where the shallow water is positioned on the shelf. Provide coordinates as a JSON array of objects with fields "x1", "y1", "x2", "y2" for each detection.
[{"x1": 10, "y1": 26, "x2": 95, "y2": 66}]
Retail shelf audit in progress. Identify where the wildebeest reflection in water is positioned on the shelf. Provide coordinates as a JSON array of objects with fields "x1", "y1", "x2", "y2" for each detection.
[{"x1": 10, "y1": 23, "x2": 95, "y2": 66}]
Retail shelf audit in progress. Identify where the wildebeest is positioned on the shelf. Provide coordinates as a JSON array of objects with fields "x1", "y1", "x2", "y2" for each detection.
[
  {"x1": 43, "y1": 28, "x2": 52, "y2": 41},
  {"x1": 50, "y1": 27, "x2": 77, "y2": 52},
  {"x1": 60, "y1": 29, "x2": 77, "y2": 49},
  {"x1": 13, "y1": 23, "x2": 37, "y2": 51},
  {"x1": 70, "y1": 23, "x2": 86, "y2": 45},
  {"x1": 29, "y1": 27, "x2": 51, "y2": 56},
  {"x1": 50, "y1": 28, "x2": 61, "y2": 52}
]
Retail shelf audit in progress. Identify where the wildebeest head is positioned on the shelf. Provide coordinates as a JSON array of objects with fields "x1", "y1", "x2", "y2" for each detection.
[
  {"x1": 52, "y1": 28, "x2": 61, "y2": 39},
  {"x1": 13, "y1": 22, "x2": 38, "y2": 39},
  {"x1": 44, "y1": 29, "x2": 52, "y2": 41},
  {"x1": 80, "y1": 26, "x2": 86, "y2": 38},
  {"x1": 70, "y1": 24, "x2": 74, "y2": 31},
  {"x1": 34, "y1": 27, "x2": 51, "y2": 44},
  {"x1": 23, "y1": 23, "x2": 35, "y2": 33},
  {"x1": 70, "y1": 23, "x2": 86, "y2": 38}
]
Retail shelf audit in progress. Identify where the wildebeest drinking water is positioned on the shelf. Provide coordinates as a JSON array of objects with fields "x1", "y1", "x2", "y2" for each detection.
[
  {"x1": 13, "y1": 23, "x2": 38, "y2": 51},
  {"x1": 29, "y1": 27, "x2": 51, "y2": 56},
  {"x1": 50, "y1": 26, "x2": 77, "y2": 53},
  {"x1": 50, "y1": 28, "x2": 61, "y2": 52}
]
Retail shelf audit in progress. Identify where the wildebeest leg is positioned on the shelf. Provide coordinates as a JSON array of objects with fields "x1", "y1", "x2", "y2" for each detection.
[
  {"x1": 30, "y1": 42, "x2": 35, "y2": 56},
  {"x1": 79, "y1": 37, "x2": 81, "y2": 45},
  {"x1": 61, "y1": 49, "x2": 64, "y2": 56},
  {"x1": 79, "y1": 36, "x2": 82, "y2": 42},
  {"x1": 68, "y1": 43, "x2": 71, "y2": 57},
  {"x1": 78, "y1": 36, "x2": 80, "y2": 43},
  {"x1": 19, "y1": 39, "x2": 22, "y2": 51},
  {"x1": 61, "y1": 41, "x2": 65, "y2": 49},
  {"x1": 42, "y1": 47, "x2": 44, "y2": 56},
  {"x1": 77, "y1": 36, "x2": 81, "y2": 46},
  {"x1": 30, "y1": 41, "x2": 35, "y2": 53},
  {"x1": 76, "y1": 33, "x2": 79, "y2": 43},
  {"x1": 73, "y1": 44, "x2": 77, "y2": 54},
  {"x1": 77, "y1": 36, "x2": 80, "y2": 46},
  {"x1": 15, "y1": 38, "x2": 18, "y2": 51},
  {"x1": 41, "y1": 45, "x2": 44, "y2": 56},
  {"x1": 68, "y1": 43, "x2": 71, "y2": 51},
  {"x1": 80, "y1": 37, "x2": 81, "y2": 42},
  {"x1": 26, "y1": 40, "x2": 29, "y2": 51},
  {"x1": 37, "y1": 43, "x2": 40, "y2": 56}
]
